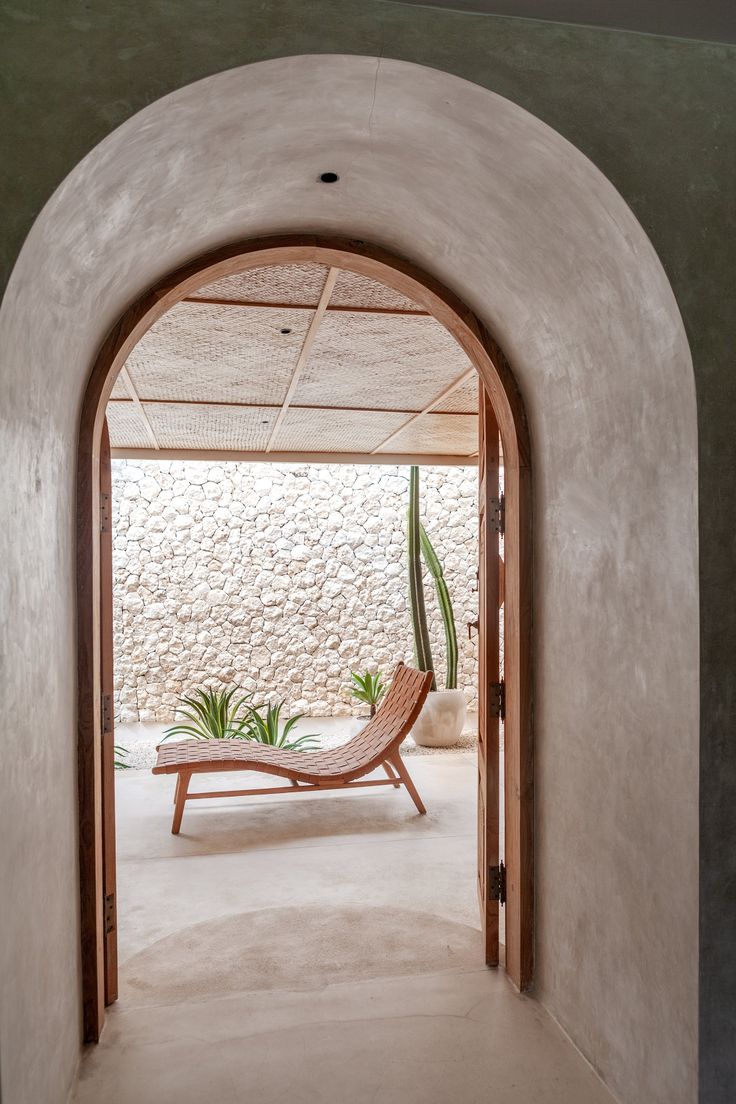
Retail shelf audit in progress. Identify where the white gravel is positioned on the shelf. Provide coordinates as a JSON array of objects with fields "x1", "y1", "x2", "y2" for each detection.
[{"x1": 117, "y1": 715, "x2": 478, "y2": 771}]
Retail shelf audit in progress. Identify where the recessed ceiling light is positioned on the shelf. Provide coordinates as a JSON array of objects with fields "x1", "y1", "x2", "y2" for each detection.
[{"x1": 319, "y1": 171, "x2": 339, "y2": 184}]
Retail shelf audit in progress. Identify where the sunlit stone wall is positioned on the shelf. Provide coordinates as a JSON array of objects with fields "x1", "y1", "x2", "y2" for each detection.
[{"x1": 112, "y1": 460, "x2": 479, "y2": 720}]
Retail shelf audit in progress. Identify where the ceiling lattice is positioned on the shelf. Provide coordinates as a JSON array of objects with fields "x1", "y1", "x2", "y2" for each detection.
[{"x1": 107, "y1": 262, "x2": 479, "y2": 462}]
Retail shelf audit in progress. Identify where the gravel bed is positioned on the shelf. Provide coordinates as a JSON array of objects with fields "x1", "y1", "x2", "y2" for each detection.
[{"x1": 118, "y1": 720, "x2": 478, "y2": 771}]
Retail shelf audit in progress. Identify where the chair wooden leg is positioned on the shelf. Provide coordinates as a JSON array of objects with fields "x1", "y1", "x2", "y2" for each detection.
[
  {"x1": 172, "y1": 770, "x2": 191, "y2": 835},
  {"x1": 382, "y1": 761, "x2": 401, "y2": 788},
  {"x1": 389, "y1": 752, "x2": 426, "y2": 814},
  {"x1": 173, "y1": 774, "x2": 182, "y2": 806}
]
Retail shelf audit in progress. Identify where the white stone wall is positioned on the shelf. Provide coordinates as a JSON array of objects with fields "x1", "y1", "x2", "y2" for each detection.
[{"x1": 112, "y1": 460, "x2": 479, "y2": 721}]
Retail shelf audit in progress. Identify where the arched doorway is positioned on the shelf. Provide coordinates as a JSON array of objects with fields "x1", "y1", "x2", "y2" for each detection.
[
  {"x1": 2, "y1": 54, "x2": 697, "y2": 1103},
  {"x1": 77, "y1": 235, "x2": 533, "y2": 1039}
]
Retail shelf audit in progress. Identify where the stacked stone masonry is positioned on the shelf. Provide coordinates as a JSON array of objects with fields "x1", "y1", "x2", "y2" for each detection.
[{"x1": 112, "y1": 460, "x2": 479, "y2": 721}]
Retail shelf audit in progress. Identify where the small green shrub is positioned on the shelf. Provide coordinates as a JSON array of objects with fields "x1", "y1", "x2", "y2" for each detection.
[
  {"x1": 245, "y1": 701, "x2": 320, "y2": 750},
  {"x1": 162, "y1": 687, "x2": 254, "y2": 742},
  {"x1": 114, "y1": 744, "x2": 131, "y2": 769},
  {"x1": 350, "y1": 670, "x2": 386, "y2": 717}
]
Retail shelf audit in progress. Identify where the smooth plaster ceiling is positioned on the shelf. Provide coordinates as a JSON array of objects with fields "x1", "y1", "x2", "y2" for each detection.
[{"x1": 107, "y1": 262, "x2": 478, "y2": 461}]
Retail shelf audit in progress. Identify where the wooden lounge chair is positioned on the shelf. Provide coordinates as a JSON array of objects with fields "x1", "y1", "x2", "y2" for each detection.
[{"x1": 153, "y1": 662, "x2": 433, "y2": 834}]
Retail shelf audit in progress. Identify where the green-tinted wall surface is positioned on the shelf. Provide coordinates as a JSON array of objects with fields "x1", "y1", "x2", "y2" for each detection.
[{"x1": 1, "y1": 3, "x2": 734, "y2": 1099}]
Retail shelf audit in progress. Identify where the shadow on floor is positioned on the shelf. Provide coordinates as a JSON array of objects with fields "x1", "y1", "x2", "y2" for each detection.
[{"x1": 121, "y1": 904, "x2": 483, "y2": 1008}]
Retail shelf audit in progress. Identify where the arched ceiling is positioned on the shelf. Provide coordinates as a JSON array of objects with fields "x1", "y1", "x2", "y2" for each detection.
[{"x1": 106, "y1": 262, "x2": 479, "y2": 464}]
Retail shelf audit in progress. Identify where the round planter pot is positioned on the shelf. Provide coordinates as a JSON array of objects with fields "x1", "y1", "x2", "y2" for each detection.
[{"x1": 410, "y1": 688, "x2": 467, "y2": 748}]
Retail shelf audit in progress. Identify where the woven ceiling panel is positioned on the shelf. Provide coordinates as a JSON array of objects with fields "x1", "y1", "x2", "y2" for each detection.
[
  {"x1": 123, "y1": 302, "x2": 308, "y2": 405},
  {"x1": 433, "y1": 375, "x2": 479, "y2": 414},
  {"x1": 109, "y1": 371, "x2": 130, "y2": 400},
  {"x1": 376, "y1": 413, "x2": 478, "y2": 456},
  {"x1": 273, "y1": 407, "x2": 410, "y2": 453},
  {"x1": 330, "y1": 269, "x2": 421, "y2": 311},
  {"x1": 106, "y1": 402, "x2": 152, "y2": 448},
  {"x1": 143, "y1": 403, "x2": 282, "y2": 450},
  {"x1": 190, "y1": 263, "x2": 330, "y2": 305},
  {"x1": 108, "y1": 262, "x2": 479, "y2": 457},
  {"x1": 291, "y1": 312, "x2": 472, "y2": 412}
]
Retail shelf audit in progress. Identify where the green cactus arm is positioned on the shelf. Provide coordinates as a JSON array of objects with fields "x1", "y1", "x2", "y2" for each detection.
[
  {"x1": 407, "y1": 467, "x2": 436, "y2": 688},
  {"x1": 420, "y1": 522, "x2": 458, "y2": 690}
]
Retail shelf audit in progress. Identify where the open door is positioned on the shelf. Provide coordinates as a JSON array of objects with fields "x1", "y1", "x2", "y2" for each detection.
[
  {"x1": 100, "y1": 419, "x2": 118, "y2": 1004},
  {"x1": 477, "y1": 383, "x2": 502, "y2": 965}
]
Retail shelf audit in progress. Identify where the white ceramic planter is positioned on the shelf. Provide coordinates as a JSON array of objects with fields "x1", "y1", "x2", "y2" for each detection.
[{"x1": 410, "y1": 688, "x2": 467, "y2": 748}]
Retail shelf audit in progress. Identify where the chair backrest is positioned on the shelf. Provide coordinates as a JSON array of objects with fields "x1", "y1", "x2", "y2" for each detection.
[{"x1": 340, "y1": 662, "x2": 433, "y2": 766}]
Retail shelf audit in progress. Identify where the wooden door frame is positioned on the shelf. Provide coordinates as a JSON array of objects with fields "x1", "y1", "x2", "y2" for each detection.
[
  {"x1": 99, "y1": 421, "x2": 118, "y2": 1005},
  {"x1": 76, "y1": 235, "x2": 532, "y2": 1041},
  {"x1": 477, "y1": 387, "x2": 502, "y2": 966}
]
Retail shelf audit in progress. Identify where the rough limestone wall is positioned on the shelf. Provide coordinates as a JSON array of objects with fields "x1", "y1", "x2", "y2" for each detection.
[{"x1": 112, "y1": 460, "x2": 479, "y2": 721}]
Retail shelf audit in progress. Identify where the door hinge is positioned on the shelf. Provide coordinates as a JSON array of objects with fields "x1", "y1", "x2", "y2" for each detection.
[
  {"x1": 490, "y1": 493, "x2": 505, "y2": 536},
  {"x1": 490, "y1": 861, "x2": 506, "y2": 905},
  {"x1": 489, "y1": 680, "x2": 505, "y2": 720},
  {"x1": 104, "y1": 892, "x2": 116, "y2": 935},
  {"x1": 101, "y1": 693, "x2": 113, "y2": 736},
  {"x1": 100, "y1": 491, "x2": 111, "y2": 533}
]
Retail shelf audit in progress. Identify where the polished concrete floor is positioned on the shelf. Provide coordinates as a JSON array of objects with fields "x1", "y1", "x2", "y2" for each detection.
[{"x1": 73, "y1": 753, "x2": 614, "y2": 1104}]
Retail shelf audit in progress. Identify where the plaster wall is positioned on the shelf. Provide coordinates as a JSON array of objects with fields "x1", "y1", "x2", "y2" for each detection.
[
  {"x1": 111, "y1": 460, "x2": 479, "y2": 722},
  {"x1": 0, "y1": 57, "x2": 697, "y2": 1104}
]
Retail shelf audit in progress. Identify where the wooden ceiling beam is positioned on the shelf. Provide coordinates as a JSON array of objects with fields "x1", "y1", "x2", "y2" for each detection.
[
  {"x1": 110, "y1": 446, "x2": 478, "y2": 467},
  {"x1": 183, "y1": 295, "x2": 429, "y2": 317},
  {"x1": 118, "y1": 365, "x2": 159, "y2": 450},
  {"x1": 265, "y1": 266, "x2": 339, "y2": 452},
  {"x1": 107, "y1": 396, "x2": 477, "y2": 417},
  {"x1": 370, "y1": 367, "x2": 478, "y2": 455}
]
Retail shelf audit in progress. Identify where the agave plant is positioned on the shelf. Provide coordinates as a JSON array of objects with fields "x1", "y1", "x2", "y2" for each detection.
[
  {"x1": 350, "y1": 670, "x2": 386, "y2": 717},
  {"x1": 161, "y1": 687, "x2": 254, "y2": 742},
  {"x1": 245, "y1": 700, "x2": 320, "y2": 750},
  {"x1": 114, "y1": 744, "x2": 131, "y2": 769}
]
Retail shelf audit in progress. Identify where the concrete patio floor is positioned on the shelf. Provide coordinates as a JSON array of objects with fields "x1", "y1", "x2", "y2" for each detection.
[{"x1": 73, "y1": 753, "x2": 614, "y2": 1104}]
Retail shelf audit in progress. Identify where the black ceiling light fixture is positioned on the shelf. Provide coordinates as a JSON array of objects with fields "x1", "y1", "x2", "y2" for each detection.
[{"x1": 319, "y1": 171, "x2": 340, "y2": 184}]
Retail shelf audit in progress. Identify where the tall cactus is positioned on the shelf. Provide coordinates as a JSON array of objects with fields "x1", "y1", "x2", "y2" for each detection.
[
  {"x1": 407, "y1": 466, "x2": 437, "y2": 689},
  {"x1": 420, "y1": 522, "x2": 458, "y2": 690}
]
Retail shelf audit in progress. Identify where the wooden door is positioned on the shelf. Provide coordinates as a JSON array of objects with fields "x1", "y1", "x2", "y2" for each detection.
[
  {"x1": 100, "y1": 420, "x2": 118, "y2": 1004},
  {"x1": 477, "y1": 383, "x2": 502, "y2": 965}
]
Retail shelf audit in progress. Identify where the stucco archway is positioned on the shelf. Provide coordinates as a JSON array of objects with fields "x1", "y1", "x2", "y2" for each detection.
[{"x1": 0, "y1": 55, "x2": 697, "y2": 1104}]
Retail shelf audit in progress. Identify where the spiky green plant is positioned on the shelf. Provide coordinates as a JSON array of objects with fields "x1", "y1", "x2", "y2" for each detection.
[
  {"x1": 245, "y1": 701, "x2": 320, "y2": 750},
  {"x1": 161, "y1": 687, "x2": 254, "y2": 742},
  {"x1": 114, "y1": 744, "x2": 131, "y2": 769},
  {"x1": 407, "y1": 466, "x2": 437, "y2": 690},
  {"x1": 419, "y1": 523, "x2": 458, "y2": 690},
  {"x1": 350, "y1": 670, "x2": 386, "y2": 716}
]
